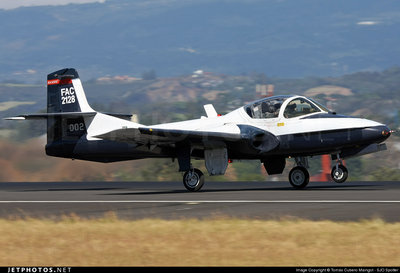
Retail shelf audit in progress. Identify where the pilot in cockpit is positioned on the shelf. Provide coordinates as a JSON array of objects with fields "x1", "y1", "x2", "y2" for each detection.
[
  {"x1": 284, "y1": 103, "x2": 297, "y2": 118},
  {"x1": 261, "y1": 102, "x2": 275, "y2": 118},
  {"x1": 272, "y1": 102, "x2": 281, "y2": 117},
  {"x1": 261, "y1": 102, "x2": 269, "y2": 118}
]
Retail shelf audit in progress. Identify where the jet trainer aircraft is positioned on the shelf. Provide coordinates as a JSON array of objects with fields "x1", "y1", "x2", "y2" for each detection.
[{"x1": 6, "y1": 68, "x2": 391, "y2": 191}]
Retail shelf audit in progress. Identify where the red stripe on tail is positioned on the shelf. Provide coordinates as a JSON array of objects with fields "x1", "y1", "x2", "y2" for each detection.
[{"x1": 47, "y1": 79, "x2": 60, "y2": 85}]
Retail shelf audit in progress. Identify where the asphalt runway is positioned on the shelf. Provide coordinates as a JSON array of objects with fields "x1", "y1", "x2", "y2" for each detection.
[{"x1": 0, "y1": 181, "x2": 399, "y2": 222}]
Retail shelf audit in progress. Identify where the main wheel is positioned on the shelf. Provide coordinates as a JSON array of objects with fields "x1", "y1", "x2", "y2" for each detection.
[
  {"x1": 331, "y1": 164, "x2": 348, "y2": 183},
  {"x1": 183, "y1": 168, "x2": 204, "y2": 192},
  {"x1": 289, "y1": 166, "x2": 310, "y2": 189}
]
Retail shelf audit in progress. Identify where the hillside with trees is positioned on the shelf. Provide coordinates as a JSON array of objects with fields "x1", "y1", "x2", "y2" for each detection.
[{"x1": 1, "y1": 0, "x2": 400, "y2": 81}]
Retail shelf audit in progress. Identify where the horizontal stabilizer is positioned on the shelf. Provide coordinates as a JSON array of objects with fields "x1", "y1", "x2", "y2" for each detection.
[{"x1": 4, "y1": 112, "x2": 97, "y2": 120}]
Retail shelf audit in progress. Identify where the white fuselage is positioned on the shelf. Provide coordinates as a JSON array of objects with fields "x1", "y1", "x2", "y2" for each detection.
[{"x1": 143, "y1": 96, "x2": 383, "y2": 139}]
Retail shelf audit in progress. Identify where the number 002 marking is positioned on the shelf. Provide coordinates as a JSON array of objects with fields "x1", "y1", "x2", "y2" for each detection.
[{"x1": 69, "y1": 123, "x2": 85, "y2": 132}]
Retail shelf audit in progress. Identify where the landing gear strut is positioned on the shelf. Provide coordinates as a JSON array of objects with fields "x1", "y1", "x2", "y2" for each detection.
[
  {"x1": 183, "y1": 168, "x2": 204, "y2": 192},
  {"x1": 331, "y1": 154, "x2": 348, "y2": 183},
  {"x1": 288, "y1": 157, "x2": 310, "y2": 189}
]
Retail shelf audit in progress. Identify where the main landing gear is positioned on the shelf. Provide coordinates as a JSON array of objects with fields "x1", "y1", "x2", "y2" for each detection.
[
  {"x1": 288, "y1": 157, "x2": 310, "y2": 189},
  {"x1": 183, "y1": 168, "x2": 204, "y2": 192}
]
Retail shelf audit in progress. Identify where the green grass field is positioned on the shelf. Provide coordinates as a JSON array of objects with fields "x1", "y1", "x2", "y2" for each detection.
[{"x1": 0, "y1": 216, "x2": 399, "y2": 266}]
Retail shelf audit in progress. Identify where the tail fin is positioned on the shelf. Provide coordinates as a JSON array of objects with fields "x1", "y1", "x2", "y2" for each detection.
[
  {"x1": 47, "y1": 68, "x2": 94, "y2": 113},
  {"x1": 5, "y1": 68, "x2": 138, "y2": 161},
  {"x1": 45, "y1": 68, "x2": 95, "y2": 157}
]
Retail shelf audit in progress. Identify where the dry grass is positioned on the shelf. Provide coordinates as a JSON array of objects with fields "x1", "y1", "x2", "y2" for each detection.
[{"x1": 0, "y1": 216, "x2": 399, "y2": 266}]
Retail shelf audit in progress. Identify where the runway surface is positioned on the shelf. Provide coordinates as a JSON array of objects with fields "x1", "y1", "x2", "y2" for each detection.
[{"x1": 0, "y1": 181, "x2": 399, "y2": 222}]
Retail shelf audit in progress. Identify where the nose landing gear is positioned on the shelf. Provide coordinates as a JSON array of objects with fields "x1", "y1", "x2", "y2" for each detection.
[
  {"x1": 331, "y1": 154, "x2": 348, "y2": 183},
  {"x1": 331, "y1": 164, "x2": 348, "y2": 183}
]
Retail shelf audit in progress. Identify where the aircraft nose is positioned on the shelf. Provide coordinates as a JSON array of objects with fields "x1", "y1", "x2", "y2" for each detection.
[
  {"x1": 381, "y1": 126, "x2": 392, "y2": 138},
  {"x1": 364, "y1": 125, "x2": 391, "y2": 143}
]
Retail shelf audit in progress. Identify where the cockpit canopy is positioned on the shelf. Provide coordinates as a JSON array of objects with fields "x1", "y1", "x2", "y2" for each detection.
[
  {"x1": 245, "y1": 96, "x2": 288, "y2": 119},
  {"x1": 244, "y1": 95, "x2": 328, "y2": 119}
]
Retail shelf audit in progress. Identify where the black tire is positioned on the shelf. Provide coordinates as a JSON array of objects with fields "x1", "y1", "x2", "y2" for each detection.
[
  {"x1": 183, "y1": 168, "x2": 205, "y2": 192},
  {"x1": 331, "y1": 164, "x2": 348, "y2": 183},
  {"x1": 289, "y1": 166, "x2": 310, "y2": 189}
]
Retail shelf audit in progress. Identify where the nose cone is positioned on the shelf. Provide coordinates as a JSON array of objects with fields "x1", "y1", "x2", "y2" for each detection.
[
  {"x1": 381, "y1": 126, "x2": 392, "y2": 138},
  {"x1": 363, "y1": 125, "x2": 391, "y2": 143}
]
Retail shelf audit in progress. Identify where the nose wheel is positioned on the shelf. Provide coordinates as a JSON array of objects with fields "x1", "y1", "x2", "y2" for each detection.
[
  {"x1": 331, "y1": 164, "x2": 348, "y2": 183},
  {"x1": 331, "y1": 153, "x2": 348, "y2": 183},
  {"x1": 183, "y1": 168, "x2": 204, "y2": 192}
]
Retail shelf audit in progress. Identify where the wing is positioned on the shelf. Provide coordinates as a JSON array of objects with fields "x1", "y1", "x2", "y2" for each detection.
[
  {"x1": 94, "y1": 126, "x2": 241, "y2": 145},
  {"x1": 94, "y1": 124, "x2": 279, "y2": 153}
]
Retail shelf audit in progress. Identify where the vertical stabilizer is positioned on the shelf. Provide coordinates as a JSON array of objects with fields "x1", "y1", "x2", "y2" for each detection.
[
  {"x1": 47, "y1": 68, "x2": 94, "y2": 113},
  {"x1": 46, "y1": 68, "x2": 95, "y2": 157}
]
